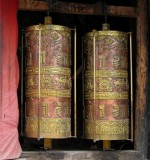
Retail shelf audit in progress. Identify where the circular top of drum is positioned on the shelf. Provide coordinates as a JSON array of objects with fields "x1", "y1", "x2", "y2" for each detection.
[
  {"x1": 85, "y1": 30, "x2": 128, "y2": 38},
  {"x1": 26, "y1": 24, "x2": 71, "y2": 33}
]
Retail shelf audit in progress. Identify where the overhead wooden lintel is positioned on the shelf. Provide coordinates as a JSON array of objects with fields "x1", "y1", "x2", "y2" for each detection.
[
  {"x1": 18, "y1": 0, "x2": 137, "y2": 18},
  {"x1": 107, "y1": 5, "x2": 137, "y2": 18}
]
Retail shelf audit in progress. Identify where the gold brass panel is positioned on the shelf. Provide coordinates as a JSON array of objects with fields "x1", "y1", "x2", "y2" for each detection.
[
  {"x1": 26, "y1": 118, "x2": 71, "y2": 138},
  {"x1": 85, "y1": 119, "x2": 129, "y2": 140}
]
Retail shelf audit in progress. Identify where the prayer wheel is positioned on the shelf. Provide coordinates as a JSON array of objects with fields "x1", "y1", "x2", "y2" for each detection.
[
  {"x1": 25, "y1": 23, "x2": 71, "y2": 138},
  {"x1": 84, "y1": 24, "x2": 129, "y2": 141}
]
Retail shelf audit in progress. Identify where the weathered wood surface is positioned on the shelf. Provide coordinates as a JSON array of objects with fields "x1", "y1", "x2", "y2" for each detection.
[
  {"x1": 18, "y1": 150, "x2": 142, "y2": 160},
  {"x1": 18, "y1": 0, "x2": 137, "y2": 17},
  {"x1": 135, "y1": 0, "x2": 149, "y2": 159}
]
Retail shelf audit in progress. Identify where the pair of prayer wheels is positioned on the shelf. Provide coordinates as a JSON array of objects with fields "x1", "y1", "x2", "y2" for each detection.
[{"x1": 25, "y1": 20, "x2": 129, "y2": 141}]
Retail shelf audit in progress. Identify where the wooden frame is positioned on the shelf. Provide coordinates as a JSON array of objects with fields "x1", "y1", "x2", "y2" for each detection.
[
  {"x1": 18, "y1": 0, "x2": 137, "y2": 17},
  {"x1": 18, "y1": 0, "x2": 149, "y2": 159}
]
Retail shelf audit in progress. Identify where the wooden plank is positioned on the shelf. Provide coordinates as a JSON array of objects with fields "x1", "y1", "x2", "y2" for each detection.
[
  {"x1": 135, "y1": 0, "x2": 149, "y2": 158},
  {"x1": 19, "y1": 150, "x2": 143, "y2": 160},
  {"x1": 107, "y1": 5, "x2": 137, "y2": 17},
  {"x1": 18, "y1": 0, "x2": 137, "y2": 17}
]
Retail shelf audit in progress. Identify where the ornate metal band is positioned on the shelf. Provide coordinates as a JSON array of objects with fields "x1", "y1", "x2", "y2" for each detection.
[
  {"x1": 85, "y1": 70, "x2": 128, "y2": 78},
  {"x1": 85, "y1": 92, "x2": 128, "y2": 100},
  {"x1": 85, "y1": 30, "x2": 128, "y2": 39},
  {"x1": 85, "y1": 119, "x2": 129, "y2": 140},
  {"x1": 85, "y1": 70, "x2": 128, "y2": 99},
  {"x1": 26, "y1": 89, "x2": 71, "y2": 98},
  {"x1": 26, "y1": 67, "x2": 71, "y2": 98},
  {"x1": 26, "y1": 67, "x2": 71, "y2": 75},
  {"x1": 26, "y1": 24, "x2": 71, "y2": 33},
  {"x1": 25, "y1": 117, "x2": 71, "y2": 138}
]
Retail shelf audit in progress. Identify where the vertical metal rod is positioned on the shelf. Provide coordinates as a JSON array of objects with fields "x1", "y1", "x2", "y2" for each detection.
[
  {"x1": 38, "y1": 26, "x2": 42, "y2": 140},
  {"x1": 82, "y1": 37, "x2": 85, "y2": 138},
  {"x1": 25, "y1": 102, "x2": 26, "y2": 118},
  {"x1": 74, "y1": 26, "x2": 77, "y2": 137},
  {"x1": 20, "y1": 29, "x2": 24, "y2": 136},
  {"x1": 129, "y1": 32, "x2": 133, "y2": 142},
  {"x1": 93, "y1": 32, "x2": 96, "y2": 141},
  {"x1": 125, "y1": 32, "x2": 133, "y2": 142}
]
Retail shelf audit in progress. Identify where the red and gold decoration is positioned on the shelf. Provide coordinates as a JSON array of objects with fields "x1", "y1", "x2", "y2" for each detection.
[
  {"x1": 84, "y1": 24, "x2": 129, "y2": 141},
  {"x1": 25, "y1": 23, "x2": 71, "y2": 138}
]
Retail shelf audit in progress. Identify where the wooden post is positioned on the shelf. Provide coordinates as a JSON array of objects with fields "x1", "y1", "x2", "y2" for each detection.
[
  {"x1": 135, "y1": 0, "x2": 149, "y2": 158},
  {"x1": 44, "y1": 138, "x2": 52, "y2": 150},
  {"x1": 103, "y1": 140, "x2": 111, "y2": 151}
]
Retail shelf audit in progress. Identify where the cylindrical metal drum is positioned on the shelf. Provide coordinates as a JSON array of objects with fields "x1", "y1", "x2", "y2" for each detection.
[
  {"x1": 25, "y1": 24, "x2": 71, "y2": 138},
  {"x1": 84, "y1": 28, "x2": 129, "y2": 141}
]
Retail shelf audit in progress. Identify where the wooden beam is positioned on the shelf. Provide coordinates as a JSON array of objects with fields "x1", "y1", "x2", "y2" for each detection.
[
  {"x1": 18, "y1": 0, "x2": 137, "y2": 17},
  {"x1": 107, "y1": 5, "x2": 137, "y2": 17},
  {"x1": 135, "y1": 0, "x2": 149, "y2": 158},
  {"x1": 20, "y1": 150, "x2": 143, "y2": 160}
]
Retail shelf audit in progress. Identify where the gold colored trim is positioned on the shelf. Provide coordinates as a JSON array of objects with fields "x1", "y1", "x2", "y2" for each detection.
[
  {"x1": 86, "y1": 30, "x2": 128, "y2": 38},
  {"x1": 26, "y1": 89, "x2": 71, "y2": 98},
  {"x1": 38, "y1": 27, "x2": 42, "y2": 139},
  {"x1": 26, "y1": 67, "x2": 71, "y2": 75},
  {"x1": 85, "y1": 70, "x2": 128, "y2": 78},
  {"x1": 26, "y1": 24, "x2": 71, "y2": 33},
  {"x1": 86, "y1": 134, "x2": 129, "y2": 141},
  {"x1": 85, "y1": 92, "x2": 128, "y2": 99},
  {"x1": 73, "y1": 27, "x2": 77, "y2": 137},
  {"x1": 25, "y1": 117, "x2": 71, "y2": 138},
  {"x1": 85, "y1": 119, "x2": 129, "y2": 140},
  {"x1": 93, "y1": 32, "x2": 96, "y2": 140}
]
